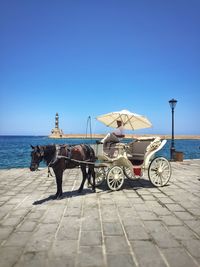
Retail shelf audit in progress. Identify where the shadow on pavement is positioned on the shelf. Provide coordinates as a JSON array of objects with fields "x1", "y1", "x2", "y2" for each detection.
[
  {"x1": 32, "y1": 188, "x2": 94, "y2": 205},
  {"x1": 33, "y1": 177, "x2": 170, "y2": 205}
]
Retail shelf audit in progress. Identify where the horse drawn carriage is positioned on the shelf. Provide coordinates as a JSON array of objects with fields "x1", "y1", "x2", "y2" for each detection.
[
  {"x1": 30, "y1": 110, "x2": 171, "y2": 198},
  {"x1": 92, "y1": 135, "x2": 171, "y2": 191}
]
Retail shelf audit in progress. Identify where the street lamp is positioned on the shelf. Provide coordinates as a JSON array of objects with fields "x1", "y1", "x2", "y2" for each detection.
[{"x1": 169, "y1": 98, "x2": 177, "y2": 160}]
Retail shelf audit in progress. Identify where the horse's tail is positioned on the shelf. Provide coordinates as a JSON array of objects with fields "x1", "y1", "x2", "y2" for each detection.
[
  {"x1": 87, "y1": 167, "x2": 96, "y2": 188},
  {"x1": 84, "y1": 144, "x2": 96, "y2": 162},
  {"x1": 82, "y1": 144, "x2": 96, "y2": 188}
]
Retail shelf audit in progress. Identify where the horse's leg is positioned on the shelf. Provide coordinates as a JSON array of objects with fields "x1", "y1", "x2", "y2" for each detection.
[
  {"x1": 86, "y1": 166, "x2": 90, "y2": 188},
  {"x1": 78, "y1": 165, "x2": 87, "y2": 193},
  {"x1": 53, "y1": 167, "x2": 63, "y2": 199},
  {"x1": 86, "y1": 165, "x2": 91, "y2": 188},
  {"x1": 88, "y1": 166, "x2": 96, "y2": 193}
]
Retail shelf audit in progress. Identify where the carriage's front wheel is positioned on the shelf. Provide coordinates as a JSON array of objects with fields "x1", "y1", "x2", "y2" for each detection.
[
  {"x1": 148, "y1": 157, "x2": 171, "y2": 187},
  {"x1": 107, "y1": 166, "x2": 125, "y2": 191}
]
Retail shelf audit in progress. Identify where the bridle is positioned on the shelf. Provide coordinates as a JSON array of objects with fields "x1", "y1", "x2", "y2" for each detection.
[{"x1": 30, "y1": 147, "x2": 44, "y2": 170}]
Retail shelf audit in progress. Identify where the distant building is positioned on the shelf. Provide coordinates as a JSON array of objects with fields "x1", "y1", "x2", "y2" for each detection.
[{"x1": 49, "y1": 113, "x2": 63, "y2": 138}]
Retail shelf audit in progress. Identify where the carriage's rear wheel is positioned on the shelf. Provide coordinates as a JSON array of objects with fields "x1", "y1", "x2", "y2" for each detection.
[
  {"x1": 123, "y1": 167, "x2": 135, "y2": 179},
  {"x1": 95, "y1": 167, "x2": 106, "y2": 186},
  {"x1": 107, "y1": 166, "x2": 125, "y2": 191},
  {"x1": 148, "y1": 157, "x2": 171, "y2": 187},
  {"x1": 123, "y1": 167, "x2": 142, "y2": 179}
]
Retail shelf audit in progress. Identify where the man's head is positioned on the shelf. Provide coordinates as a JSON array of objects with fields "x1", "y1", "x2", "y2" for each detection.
[{"x1": 117, "y1": 120, "x2": 122, "y2": 127}]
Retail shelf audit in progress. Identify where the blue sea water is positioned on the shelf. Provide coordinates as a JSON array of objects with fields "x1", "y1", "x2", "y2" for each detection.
[{"x1": 0, "y1": 136, "x2": 200, "y2": 169}]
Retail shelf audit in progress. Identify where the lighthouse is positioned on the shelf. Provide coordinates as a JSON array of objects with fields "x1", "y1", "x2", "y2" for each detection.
[{"x1": 49, "y1": 113, "x2": 63, "y2": 138}]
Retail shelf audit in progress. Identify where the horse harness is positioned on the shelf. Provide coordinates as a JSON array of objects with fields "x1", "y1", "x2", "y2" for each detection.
[{"x1": 48, "y1": 144, "x2": 95, "y2": 168}]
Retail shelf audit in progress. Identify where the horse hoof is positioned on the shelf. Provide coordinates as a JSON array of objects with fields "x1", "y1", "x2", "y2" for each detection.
[{"x1": 54, "y1": 193, "x2": 62, "y2": 199}]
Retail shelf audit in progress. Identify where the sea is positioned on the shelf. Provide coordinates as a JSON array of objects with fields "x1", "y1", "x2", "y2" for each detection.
[{"x1": 0, "y1": 136, "x2": 200, "y2": 169}]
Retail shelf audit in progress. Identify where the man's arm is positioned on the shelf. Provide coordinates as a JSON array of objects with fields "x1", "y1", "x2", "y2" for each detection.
[{"x1": 113, "y1": 133, "x2": 125, "y2": 138}]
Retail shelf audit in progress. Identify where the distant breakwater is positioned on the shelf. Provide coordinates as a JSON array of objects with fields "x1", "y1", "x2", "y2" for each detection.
[{"x1": 49, "y1": 133, "x2": 200, "y2": 140}]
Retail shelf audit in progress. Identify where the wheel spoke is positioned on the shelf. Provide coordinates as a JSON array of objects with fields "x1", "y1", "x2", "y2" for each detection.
[
  {"x1": 154, "y1": 175, "x2": 161, "y2": 185},
  {"x1": 115, "y1": 180, "x2": 119, "y2": 188},
  {"x1": 162, "y1": 165, "x2": 169, "y2": 171},
  {"x1": 109, "y1": 179, "x2": 115, "y2": 186},
  {"x1": 116, "y1": 180, "x2": 121, "y2": 187}
]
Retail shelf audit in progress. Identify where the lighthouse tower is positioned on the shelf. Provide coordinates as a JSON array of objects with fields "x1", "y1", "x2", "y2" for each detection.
[
  {"x1": 55, "y1": 113, "x2": 59, "y2": 129},
  {"x1": 49, "y1": 113, "x2": 63, "y2": 138}
]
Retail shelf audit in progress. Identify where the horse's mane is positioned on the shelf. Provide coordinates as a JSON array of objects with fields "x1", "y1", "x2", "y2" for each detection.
[
  {"x1": 43, "y1": 144, "x2": 56, "y2": 151},
  {"x1": 42, "y1": 145, "x2": 57, "y2": 164}
]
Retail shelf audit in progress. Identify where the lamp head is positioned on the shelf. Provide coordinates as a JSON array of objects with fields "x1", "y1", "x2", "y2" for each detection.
[{"x1": 169, "y1": 98, "x2": 177, "y2": 109}]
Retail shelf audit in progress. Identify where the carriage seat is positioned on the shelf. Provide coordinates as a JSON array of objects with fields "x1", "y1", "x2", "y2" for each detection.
[
  {"x1": 127, "y1": 140, "x2": 151, "y2": 160},
  {"x1": 127, "y1": 137, "x2": 161, "y2": 164}
]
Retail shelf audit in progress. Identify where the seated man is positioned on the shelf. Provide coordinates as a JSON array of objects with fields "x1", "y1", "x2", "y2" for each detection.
[
  {"x1": 101, "y1": 120, "x2": 125, "y2": 155},
  {"x1": 112, "y1": 120, "x2": 125, "y2": 139}
]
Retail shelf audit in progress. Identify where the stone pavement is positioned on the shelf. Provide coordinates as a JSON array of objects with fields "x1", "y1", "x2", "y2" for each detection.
[{"x1": 0, "y1": 160, "x2": 200, "y2": 267}]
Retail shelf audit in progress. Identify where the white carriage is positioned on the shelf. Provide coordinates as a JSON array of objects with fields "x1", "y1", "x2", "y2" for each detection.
[{"x1": 91, "y1": 136, "x2": 172, "y2": 191}]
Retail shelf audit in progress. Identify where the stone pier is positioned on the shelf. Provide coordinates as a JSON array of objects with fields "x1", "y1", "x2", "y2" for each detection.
[{"x1": 0, "y1": 160, "x2": 200, "y2": 267}]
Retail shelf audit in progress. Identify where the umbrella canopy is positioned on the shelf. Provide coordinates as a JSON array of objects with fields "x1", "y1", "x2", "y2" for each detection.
[{"x1": 96, "y1": 109, "x2": 152, "y2": 130}]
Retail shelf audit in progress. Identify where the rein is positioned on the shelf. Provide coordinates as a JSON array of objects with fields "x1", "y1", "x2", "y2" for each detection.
[{"x1": 56, "y1": 155, "x2": 96, "y2": 165}]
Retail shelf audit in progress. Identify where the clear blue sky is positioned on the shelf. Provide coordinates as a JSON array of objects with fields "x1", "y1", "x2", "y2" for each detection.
[{"x1": 1, "y1": 0, "x2": 200, "y2": 135}]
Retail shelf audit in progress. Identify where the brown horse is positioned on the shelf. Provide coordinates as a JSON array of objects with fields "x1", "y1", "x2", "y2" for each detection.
[{"x1": 30, "y1": 144, "x2": 96, "y2": 199}]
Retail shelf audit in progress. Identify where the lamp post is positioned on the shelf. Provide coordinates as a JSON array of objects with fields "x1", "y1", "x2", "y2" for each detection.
[{"x1": 169, "y1": 98, "x2": 177, "y2": 160}]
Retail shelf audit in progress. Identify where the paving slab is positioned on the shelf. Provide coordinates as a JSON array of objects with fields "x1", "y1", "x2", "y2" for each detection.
[{"x1": 0, "y1": 159, "x2": 200, "y2": 267}]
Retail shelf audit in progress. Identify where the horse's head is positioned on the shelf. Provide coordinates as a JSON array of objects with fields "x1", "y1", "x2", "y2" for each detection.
[{"x1": 30, "y1": 145, "x2": 44, "y2": 171}]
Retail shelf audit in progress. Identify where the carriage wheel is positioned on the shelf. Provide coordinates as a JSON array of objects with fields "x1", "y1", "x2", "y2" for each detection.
[
  {"x1": 107, "y1": 166, "x2": 125, "y2": 191},
  {"x1": 148, "y1": 157, "x2": 171, "y2": 187},
  {"x1": 123, "y1": 167, "x2": 141, "y2": 180},
  {"x1": 95, "y1": 167, "x2": 106, "y2": 186},
  {"x1": 123, "y1": 167, "x2": 135, "y2": 179}
]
